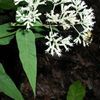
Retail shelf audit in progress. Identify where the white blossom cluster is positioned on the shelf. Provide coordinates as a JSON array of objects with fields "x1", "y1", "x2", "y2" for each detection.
[
  {"x1": 14, "y1": 0, "x2": 45, "y2": 29},
  {"x1": 45, "y1": 30, "x2": 73, "y2": 56},
  {"x1": 45, "y1": 0, "x2": 95, "y2": 56},
  {"x1": 14, "y1": 0, "x2": 95, "y2": 56},
  {"x1": 46, "y1": 3, "x2": 80, "y2": 30}
]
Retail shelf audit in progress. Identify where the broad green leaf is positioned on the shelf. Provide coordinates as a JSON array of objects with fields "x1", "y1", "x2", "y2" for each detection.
[
  {"x1": 0, "y1": 23, "x2": 15, "y2": 45},
  {"x1": 67, "y1": 81, "x2": 86, "y2": 100},
  {"x1": 0, "y1": 0, "x2": 15, "y2": 9},
  {"x1": 0, "y1": 63, "x2": 24, "y2": 100},
  {"x1": 16, "y1": 29, "x2": 37, "y2": 95}
]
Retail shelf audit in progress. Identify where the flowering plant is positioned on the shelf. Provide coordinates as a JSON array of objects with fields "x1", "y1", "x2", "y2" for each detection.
[
  {"x1": 0, "y1": 0, "x2": 95, "y2": 99},
  {"x1": 14, "y1": 0, "x2": 95, "y2": 57}
]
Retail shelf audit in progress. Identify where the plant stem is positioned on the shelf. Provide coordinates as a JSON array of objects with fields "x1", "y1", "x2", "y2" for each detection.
[{"x1": 0, "y1": 32, "x2": 15, "y2": 39}]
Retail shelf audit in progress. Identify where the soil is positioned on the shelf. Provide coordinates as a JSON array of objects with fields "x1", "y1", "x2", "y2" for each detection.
[{"x1": 0, "y1": 0, "x2": 100, "y2": 100}]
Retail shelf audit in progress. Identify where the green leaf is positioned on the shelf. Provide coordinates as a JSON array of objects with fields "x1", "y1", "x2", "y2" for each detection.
[
  {"x1": 0, "y1": 0, "x2": 15, "y2": 9},
  {"x1": 67, "y1": 81, "x2": 86, "y2": 100},
  {"x1": 34, "y1": 21, "x2": 42, "y2": 27},
  {"x1": 0, "y1": 23, "x2": 15, "y2": 45},
  {"x1": 16, "y1": 29, "x2": 37, "y2": 95},
  {"x1": 35, "y1": 33, "x2": 44, "y2": 39},
  {"x1": 32, "y1": 21, "x2": 44, "y2": 32},
  {"x1": 0, "y1": 63, "x2": 24, "y2": 100}
]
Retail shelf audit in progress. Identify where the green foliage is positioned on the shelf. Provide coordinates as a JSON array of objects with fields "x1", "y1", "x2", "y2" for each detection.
[
  {"x1": 33, "y1": 21, "x2": 44, "y2": 33},
  {"x1": 16, "y1": 29, "x2": 37, "y2": 95},
  {"x1": 0, "y1": 0, "x2": 15, "y2": 9},
  {"x1": 35, "y1": 33, "x2": 44, "y2": 39},
  {"x1": 67, "y1": 80, "x2": 86, "y2": 100},
  {"x1": 0, "y1": 63, "x2": 24, "y2": 100},
  {"x1": 0, "y1": 23, "x2": 14, "y2": 45}
]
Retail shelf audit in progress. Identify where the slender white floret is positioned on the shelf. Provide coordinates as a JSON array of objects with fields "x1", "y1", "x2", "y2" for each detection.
[
  {"x1": 14, "y1": 0, "x2": 23, "y2": 5},
  {"x1": 60, "y1": 35, "x2": 73, "y2": 51},
  {"x1": 72, "y1": 0, "x2": 87, "y2": 12},
  {"x1": 46, "y1": 10, "x2": 60, "y2": 23},
  {"x1": 74, "y1": 36, "x2": 82, "y2": 44}
]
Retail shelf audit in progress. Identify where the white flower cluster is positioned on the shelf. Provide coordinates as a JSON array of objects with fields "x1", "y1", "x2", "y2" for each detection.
[
  {"x1": 71, "y1": 0, "x2": 95, "y2": 46},
  {"x1": 14, "y1": 0, "x2": 95, "y2": 56},
  {"x1": 46, "y1": 0, "x2": 95, "y2": 32},
  {"x1": 46, "y1": 4, "x2": 79, "y2": 30},
  {"x1": 45, "y1": 30, "x2": 73, "y2": 56},
  {"x1": 45, "y1": 0, "x2": 95, "y2": 56},
  {"x1": 14, "y1": 0, "x2": 45, "y2": 29}
]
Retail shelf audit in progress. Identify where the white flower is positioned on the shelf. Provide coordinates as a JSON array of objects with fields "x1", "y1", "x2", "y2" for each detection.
[
  {"x1": 46, "y1": 4, "x2": 79, "y2": 30},
  {"x1": 16, "y1": 5, "x2": 41, "y2": 29},
  {"x1": 31, "y1": 10, "x2": 41, "y2": 22},
  {"x1": 16, "y1": 10, "x2": 25, "y2": 23},
  {"x1": 61, "y1": 0, "x2": 72, "y2": 3},
  {"x1": 46, "y1": 10, "x2": 60, "y2": 23},
  {"x1": 61, "y1": 11, "x2": 79, "y2": 28},
  {"x1": 15, "y1": 0, "x2": 45, "y2": 29},
  {"x1": 60, "y1": 35, "x2": 73, "y2": 51},
  {"x1": 45, "y1": 31, "x2": 62, "y2": 56},
  {"x1": 14, "y1": 0, "x2": 23, "y2": 5},
  {"x1": 74, "y1": 36, "x2": 82, "y2": 44},
  {"x1": 60, "y1": 19, "x2": 71, "y2": 30},
  {"x1": 45, "y1": 31, "x2": 73, "y2": 56},
  {"x1": 60, "y1": 4, "x2": 79, "y2": 30},
  {"x1": 61, "y1": 4, "x2": 74, "y2": 14},
  {"x1": 71, "y1": 0, "x2": 87, "y2": 12},
  {"x1": 22, "y1": 11, "x2": 34, "y2": 29},
  {"x1": 79, "y1": 8, "x2": 95, "y2": 32}
]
